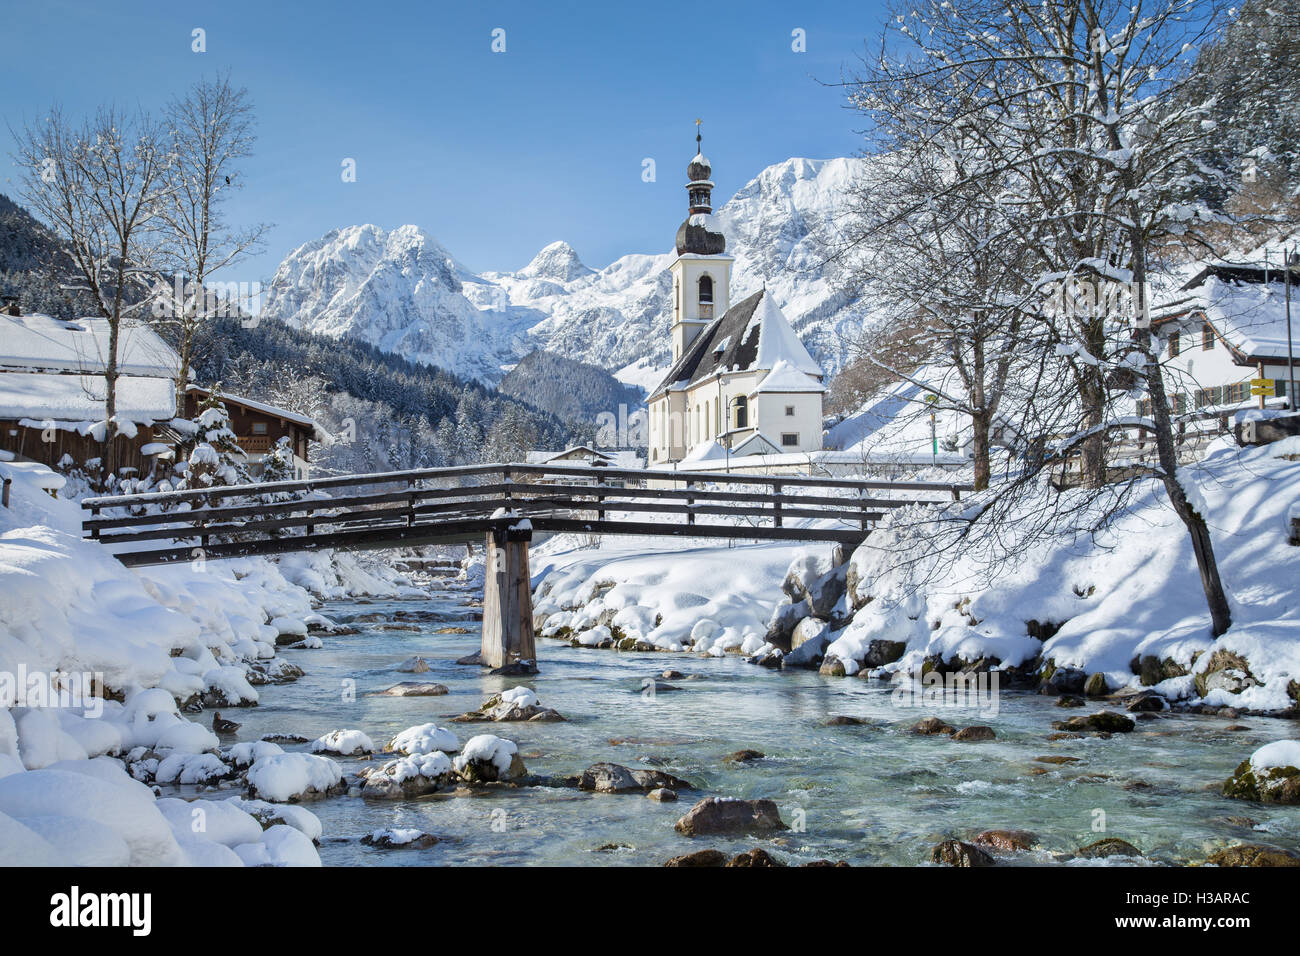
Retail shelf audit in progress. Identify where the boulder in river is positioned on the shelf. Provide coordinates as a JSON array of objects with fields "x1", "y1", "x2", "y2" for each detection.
[
  {"x1": 674, "y1": 797, "x2": 788, "y2": 836},
  {"x1": 360, "y1": 752, "x2": 453, "y2": 799},
  {"x1": 1205, "y1": 844, "x2": 1300, "y2": 867},
  {"x1": 863, "y1": 639, "x2": 906, "y2": 668},
  {"x1": 361, "y1": 829, "x2": 439, "y2": 850},
  {"x1": 724, "y1": 749, "x2": 765, "y2": 764},
  {"x1": 1051, "y1": 711, "x2": 1135, "y2": 734},
  {"x1": 1076, "y1": 837, "x2": 1142, "y2": 859},
  {"x1": 952, "y1": 725, "x2": 996, "y2": 741},
  {"x1": 647, "y1": 788, "x2": 677, "y2": 802},
  {"x1": 971, "y1": 829, "x2": 1037, "y2": 852},
  {"x1": 930, "y1": 839, "x2": 995, "y2": 867},
  {"x1": 577, "y1": 762, "x2": 693, "y2": 793},
  {"x1": 664, "y1": 848, "x2": 727, "y2": 867},
  {"x1": 1126, "y1": 691, "x2": 1166, "y2": 713},
  {"x1": 726, "y1": 848, "x2": 785, "y2": 867},
  {"x1": 379, "y1": 682, "x2": 450, "y2": 697},
  {"x1": 452, "y1": 735, "x2": 527, "y2": 783},
  {"x1": 909, "y1": 716, "x2": 956, "y2": 736},
  {"x1": 1222, "y1": 742, "x2": 1300, "y2": 804}
]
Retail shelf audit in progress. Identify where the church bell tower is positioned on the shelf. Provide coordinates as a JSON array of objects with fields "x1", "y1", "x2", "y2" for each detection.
[{"x1": 669, "y1": 121, "x2": 732, "y2": 363}]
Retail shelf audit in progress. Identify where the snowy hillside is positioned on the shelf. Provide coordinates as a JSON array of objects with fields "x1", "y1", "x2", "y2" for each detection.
[{"x1": 261, "y1": 158, "x2": 872, "y2": 385}]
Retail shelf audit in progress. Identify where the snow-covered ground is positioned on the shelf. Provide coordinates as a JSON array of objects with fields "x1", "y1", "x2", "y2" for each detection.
[
  {"x1": 531, "y1": 436, "x2": 1300, "y2": 713},
  {"x1": 0, "y1": 459, "x2": 425, "y2": 865}
]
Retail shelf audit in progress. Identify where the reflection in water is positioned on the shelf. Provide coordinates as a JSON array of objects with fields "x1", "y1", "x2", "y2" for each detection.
[{"x1": 220, "y1": 590, "x2": 1300, "y2": 867}]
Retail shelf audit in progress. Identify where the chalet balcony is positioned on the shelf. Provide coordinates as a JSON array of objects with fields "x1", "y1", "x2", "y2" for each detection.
[{"x1": 237, "y1": 435, "x2": 275, "y2": 454}]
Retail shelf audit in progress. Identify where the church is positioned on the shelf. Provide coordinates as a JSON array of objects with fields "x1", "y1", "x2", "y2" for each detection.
[{"x1": 647, "y1": 135, "x2": 826, "y2": 466}]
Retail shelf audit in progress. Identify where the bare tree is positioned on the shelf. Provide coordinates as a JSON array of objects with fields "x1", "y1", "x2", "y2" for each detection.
[
  {"x1": 157, "y1": 72, "x2": 268, "y2": 408},
  {"x1": 14, "y1": 105, "x2": 171, "y2": 480},
  {"x1": 838, "y1": 0, "x2": 1238, "y2": 634}
]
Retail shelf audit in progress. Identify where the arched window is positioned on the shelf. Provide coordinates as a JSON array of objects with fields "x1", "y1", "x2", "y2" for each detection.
[
  {"x1": 698, "y1": 274, "x2": 713, "y2": 305},
  {"x1": 733, "y1": 395, "x2": 748, "y2": 429}
]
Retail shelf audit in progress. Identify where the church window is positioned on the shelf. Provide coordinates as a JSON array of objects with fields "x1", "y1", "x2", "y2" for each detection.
[
  {"x1": 781, "y1": 433, "x2": 799, "y2": 447},
  {"x1": 785, "y1": 405, "x2": 795, "y2": 416},
  {"x1": 733, "y1": 395, "x2": 748, "y2": 429}
]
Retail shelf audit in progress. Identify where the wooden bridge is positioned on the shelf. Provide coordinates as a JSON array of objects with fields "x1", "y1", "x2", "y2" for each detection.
[{"x1": 81, "y1": 463, "x2": 969, "y2": 673}]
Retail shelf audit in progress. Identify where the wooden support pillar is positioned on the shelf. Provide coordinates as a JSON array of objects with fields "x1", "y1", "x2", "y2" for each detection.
[{"x1": 480, "y1": 524, "x2": 537, "y2": 672}]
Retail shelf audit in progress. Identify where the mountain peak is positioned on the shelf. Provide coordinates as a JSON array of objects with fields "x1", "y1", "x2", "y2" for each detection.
[{"x1": 519, "y1": 240, "x2": 592, "y2": 282}]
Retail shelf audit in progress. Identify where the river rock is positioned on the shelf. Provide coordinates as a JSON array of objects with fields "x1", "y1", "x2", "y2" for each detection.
[
  {"x1": 824, "y1": 715, "x2": 866, "y2": 726},
  {"x1": 863, "y1": 639, "x2": 906, "y2": 667},
  {"x1": 380, "y1": 682, "x2": 450, "y2": 697},
  {"x1": 647, "y1": 788, "x2": 677, "y2": 802},
  {"x1": 455, "y1": 687, "x2": 564, "y2": 722},
  {"x1": 1077, "y1": 837, "x2": 1142, "y2": 859},
  {"x1": 818, "y1": 655, "x2": 847, "y2": 677},
  {"x1": 764, "y1": 598, "x2": 811, "y2": 653},
  {"x1": 1083, "y1": 672, "x2": 1109, "y2": 697},
  {"x1": 930, "y1": 839, "x2": 995, "y2": 867},
  {"x1": 1126, "y1": 691, "x2": 1166, "y2": 712},
  {"x1": 910, "y1": 716, "x2": 956, "y2": 736},
  {"x1": 724, "y1": 749, "x2": 765, "y2": 764},
  {"x1": 361, "y1": 829, "x2": 440, "y2": 849},
  {"x1": 396, "y1": 656, "x2": 431, "y2": 673},
  {"x1": 1055, "y1": 695, "x2": 1085, "y2": 708},
  {"x1": 1205, "y1": 844, "x2": 1300, "y2": 867},
  {"x1": 360, "y1": 752, "x2": 453, "y2": 799},
  {"x1": 1051, "y1": 711, "x2": 1135, "y2": 734},
  {"x1": 952, "y1": 725, "x2": 996, "y2": 741},
  {"x1": 1194, "y1": 649, "x2": 1256, "y2": 697},
  {"x1": 576, "y1": 762, "x2": 693, "y2": 794},
  {"x1": 972, "y1": 829, "x2": 1037, "y2": 852},
  {"x1": 664, "y1": 849, "x2": 727, "y2": 866},
  {"x1": 452, "y1": 735, "x2": 527, "y2": 783},
  {"x1": 726, "y1": 848, "x2": 785, "y2": 867},
  {"x1": 1222, "y1": 749, "x2": 1300, "y2": 805},
  {"x1": 1039, "y1": 666, "x2": 1087, "y2": 696},
  {"x1": 674, "y1": 797, "x2": 788, "y2": 836}
]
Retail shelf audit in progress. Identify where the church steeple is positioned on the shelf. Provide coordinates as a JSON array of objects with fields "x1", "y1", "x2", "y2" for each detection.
[
  {"x1": 675, "y1": 121, "x2": 726, "y2": 256},
  {"x1": 669, "y1": 121, "x2": 733, "y2": 363}
]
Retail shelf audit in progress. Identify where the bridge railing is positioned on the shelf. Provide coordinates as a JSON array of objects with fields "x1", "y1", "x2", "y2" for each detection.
[{"x1": 80, "y1": 462, "x2": 973, "y2": 565}]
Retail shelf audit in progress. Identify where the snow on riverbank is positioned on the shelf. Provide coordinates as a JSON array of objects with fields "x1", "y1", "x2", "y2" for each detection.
[
  {"x1": 531, "y1": 537, "x2": 831, "y2": 655},
  {"x1": 530, "y1": 438, "x2": 1300, "y2": 713},
  {"x1": 0, "y1": 460, "x2": 426, "y2": 865}
]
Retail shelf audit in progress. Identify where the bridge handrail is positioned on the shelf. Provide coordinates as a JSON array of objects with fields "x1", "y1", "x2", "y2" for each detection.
[{"x1": 80, "y1": 462, "x2": 972, "y2": 510}]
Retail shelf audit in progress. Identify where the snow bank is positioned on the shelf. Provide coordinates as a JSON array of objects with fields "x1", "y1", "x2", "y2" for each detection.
[{"x1": 532, "y1": 538, "x2": 814, "y2": 656}]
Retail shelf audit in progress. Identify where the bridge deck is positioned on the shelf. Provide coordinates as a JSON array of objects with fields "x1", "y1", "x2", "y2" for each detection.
[{"x1": 81, "y1": 462, "x2": 971, "y2": 567}]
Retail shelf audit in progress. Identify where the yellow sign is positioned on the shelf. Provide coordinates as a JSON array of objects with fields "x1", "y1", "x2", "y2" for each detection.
[{"x1": 1251, "y1": 380, "x2": 1275, "y2": 396}]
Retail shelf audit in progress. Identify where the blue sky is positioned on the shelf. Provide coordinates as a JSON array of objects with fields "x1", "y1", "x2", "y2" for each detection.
[{"x1": 0, "y1": 0, "x2": 888, "y2": 281}]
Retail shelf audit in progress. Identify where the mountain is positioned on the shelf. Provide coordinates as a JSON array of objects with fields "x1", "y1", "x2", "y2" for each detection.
[
  {"x1": 260, "y1": 157, "x2": 873, "y2": 387},
  {"x1": 497, "y1": 349, "x2": 643, "y2": 424}
]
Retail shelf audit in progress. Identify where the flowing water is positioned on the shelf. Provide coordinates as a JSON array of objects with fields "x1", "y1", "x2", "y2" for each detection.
[{"x1": 225, "y1": 583, "x2": 1300, "y2": 866}]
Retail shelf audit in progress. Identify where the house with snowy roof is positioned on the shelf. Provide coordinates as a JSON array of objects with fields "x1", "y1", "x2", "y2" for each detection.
[
  {"x1": 0, "y1": 308, "x2": 180, "y2": 477},
  {"x1": 646, "y1": 135, "x2": 826, "y2": 466},
  {"x1": 1144, "y1": 254, "x2": 1298, "y2": 427},
  {"x1": 0, "y1": 307, "x2": 324, "y2": 480}
]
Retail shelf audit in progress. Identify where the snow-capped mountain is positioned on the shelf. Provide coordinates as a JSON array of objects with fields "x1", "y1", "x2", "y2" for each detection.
[{"x1": 261, "y1": 157, "x2": 870, "y2": 387}]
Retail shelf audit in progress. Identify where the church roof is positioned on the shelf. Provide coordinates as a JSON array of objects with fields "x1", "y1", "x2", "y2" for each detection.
[{"x1": 649, "y1": 290, "x2": 823, "y2": 398}]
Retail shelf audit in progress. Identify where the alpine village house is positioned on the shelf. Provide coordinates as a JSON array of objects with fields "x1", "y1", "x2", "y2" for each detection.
[
  {"x1": 0, "y1": 303, "x2": 321, "y2": 482},
  {"x1": 647, "y1": 136, "x2": 826, "y2": 466}
]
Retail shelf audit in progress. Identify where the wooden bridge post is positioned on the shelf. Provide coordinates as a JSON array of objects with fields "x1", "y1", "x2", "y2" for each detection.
[{"x1": 480, "y1": 523, "x2": 537, "y2": 673}]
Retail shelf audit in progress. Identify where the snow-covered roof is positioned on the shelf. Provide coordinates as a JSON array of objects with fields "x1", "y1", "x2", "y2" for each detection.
[
  {"x1": 753, "y1": 358, "x2": 826, "y2": 394},
  {"x1": 1163, "y1": 275, "x2": 1299, "y2": 362},
  {"x1": 650, "y1": 290, "x2": 823, "y2": 398},
  {"x1": 0, "y1": 313, "x2": 178, "y2": 377},
  {"x1": 0, "y1": 371, "x2": 176, "y2": 423},
  {"x1": 185, "y1": 385, "x2": 320, "y2": 432}
]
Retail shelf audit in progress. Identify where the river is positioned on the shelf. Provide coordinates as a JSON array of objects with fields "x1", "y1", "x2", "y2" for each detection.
[{"x1": 226, "y1": 583, "x2": 1300, "y2": 866}]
